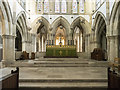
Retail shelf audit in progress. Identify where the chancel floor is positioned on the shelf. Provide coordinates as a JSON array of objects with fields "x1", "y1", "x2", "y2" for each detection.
[{"x1": 4, "y1": 57, "x2": 108, "y2": 89}]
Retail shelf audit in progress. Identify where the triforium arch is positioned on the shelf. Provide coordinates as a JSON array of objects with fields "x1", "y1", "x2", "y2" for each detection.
[
  {"x1": 15, "y1": 11, "x2": 28, "y2": 52},
  {"x1": 34, "y1": 16, "x2": 50, "y2": 52},
  {"x1": 108, "y1": 1, "x2": 120, "y2": 61},
  {"x1": 71, "y1": 16, "x2": 91, "y2": 52},
  {"x1": 93, "y1": 12, "x2": 107, "y2": 60},
  {"x1": 50, "y1": 16, "x2": 71, "y2": 45}
]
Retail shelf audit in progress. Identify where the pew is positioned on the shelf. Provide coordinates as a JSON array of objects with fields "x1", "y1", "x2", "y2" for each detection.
[
  {"x1": 1, "y1": 67, "x2": 19, "y2": 90},
  {"x1": 108, "y1": 67, "x2": 120, "y2": 89},
  {"x1": 108, "y1": 58, "x2": 120, "y2": 89}
]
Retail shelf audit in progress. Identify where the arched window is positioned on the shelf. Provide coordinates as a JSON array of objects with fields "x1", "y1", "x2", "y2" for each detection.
[
  {"x1": 79, "y1": 0, "x2": 84, "y2": 13},
  {"x1": 37, "y1": 0, "x2": 43, "y2": 13},
  {"x1": 44, "y1": 0, "x2": 49, "y2": 13},
  {"x1": 61, "y1": 0, "x2": 67, "y2": 13},
  {"x1": 55, "y1": 0, "x2": 60, "y2": 13},
  {"x1": 73, "y1": 0, "x2": 78, "y2": 13}
]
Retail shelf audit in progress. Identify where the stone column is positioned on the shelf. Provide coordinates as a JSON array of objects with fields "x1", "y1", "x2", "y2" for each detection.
[
  {"x1": 76, "y1": 34, "x2": 79, "y2": 52},
  {"x1": 22, "y1": 41, "x2": 28, "y2": 52},
  {"x1": 31, "y1": 34, "x2": 36, "y2": 52},
  {"x1": 79, "y1": 33, "x2": 82, "y2": 52},
  {"x1": 2, "y1": 35, "x2": 15, "y2": 66},
  {"x1": 28, "y1": 41, "x2": 32, "y2": 59},
  {"x1": 42, "y1": 36, "x2": 44, "y2": 52},
  {"x1": 107, "y1": 36, "x2": 118, "y2": 61},
  {"x1": 43, "y1": 39, "x2": 46, "y2": 52},
  {"x1": 45, "y1": 40, "x2": 46, "y2": 52},
  {"x1": 39, "y1": 37, "x2": 41, "y2": 52}
]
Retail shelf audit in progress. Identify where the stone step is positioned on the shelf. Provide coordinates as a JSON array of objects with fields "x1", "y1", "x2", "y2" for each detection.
[
  {"x1": 33, "y1": 63, "x2": 108, "y2": 67},
  {"x1": 36, "y1": 58, "x2": 89, "y2": 61},
  {"x1": 19, "y1": 82, "x2": 107, "y2": 88},
  {"x1": 19, "y1": 78, "x2": 107, "y2": 83},
  {"x1": 19, "y1": 78, "x2": 107, "y2": 88},
  {"x1": 11, "y1": 64, "x2": 108, "y2": 67}
]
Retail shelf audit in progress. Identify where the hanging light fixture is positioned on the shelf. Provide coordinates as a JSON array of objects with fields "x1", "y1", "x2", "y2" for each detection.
[{"x1": 59, "y1": 16, "x2": 63, "y2": 29}]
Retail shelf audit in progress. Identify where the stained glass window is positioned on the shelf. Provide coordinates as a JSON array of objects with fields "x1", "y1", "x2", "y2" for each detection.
[
  {"x1": 73, "y1": 0, "x2": 78, "y2": 13},
  {"x1": 79, "y1": 0, "x2": 84, "y2": 13},
  {"x1": 55, "y1": 0, "x2": 60, "y2": 13},
  {"x1": 37, "y1": 0, "x2": 42, "y2": 13},
  {"x1": 61, "y1": 0, "x2": 67, "y2": 13},
  {"x1": 44, "y1": 0, "x2": 49, "y2": 13}
]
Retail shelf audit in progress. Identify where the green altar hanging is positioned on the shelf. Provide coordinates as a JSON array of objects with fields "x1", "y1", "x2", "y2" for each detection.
[{"x1": 45, "y1": 45, "x2": 78, "y2": 58}]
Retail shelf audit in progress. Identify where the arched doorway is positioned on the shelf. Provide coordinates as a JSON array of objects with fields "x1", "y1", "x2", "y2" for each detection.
[
  {"x1": 55, "y1": 26, "x2": 66, "y2": 45},
  {"x1": 15, "y1": 29, "x2": 22, "y2": 51}
]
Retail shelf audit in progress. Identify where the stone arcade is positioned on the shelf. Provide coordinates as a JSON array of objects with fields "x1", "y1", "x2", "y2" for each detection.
[{"x1": 0, "y1": 0, "x2": 120, "y2": 89}]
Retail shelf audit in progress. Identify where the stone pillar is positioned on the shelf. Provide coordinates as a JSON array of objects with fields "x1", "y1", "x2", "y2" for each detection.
[
  {"x1": 28, "y1": 41, "x2": 32, "y2": 59},
  {"x1": 76, "y1": 34, "x2": 79, "y2": 52},
  {"x1": 107, "y1": 36, "x2": 118, "y2": 61},
  {"x1": 45, "y1": 40, "x2": 46, "y2": 52},
  {"x1": 42, "y1": 36, "x2": 44, "y2": 52},
  {"x1": 22, "y1": 41, "x2": 28, "y2": 52},
  {"x1": 2, "y1": 35, "x2": 15, "y2": 66},
  {"x1": 31, "y1": 34, "x2": 36, "y2": 52},
  {"x1": 43, "y1": 39, "x2": 46, "y2": 52},
  {"x1": 39, "y1": 37, "x2": 41, "y2": 52},
  {"x1": 79, "y1": 33, "x2": 82, "y2": 52}
]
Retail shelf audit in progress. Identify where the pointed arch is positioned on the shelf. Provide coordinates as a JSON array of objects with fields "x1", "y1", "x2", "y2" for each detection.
[
  {"x1": 110, "y1": 1, "x2": 120, "y2": 36},
  {"x1": 31, "y1": 16, "x2": 50, "y2": 34},
  {"x1": 15, "y1": 11, "x2": 27, "y2": 41},
  {"x1": 51, "y1": 16, "x2": 70, "y2": 35},
  {"x1": 0, "y1": 1, "x2": 13, "y2": 35},
  {"x1": 93, "y1": 12, "x2": 107, "y2": 39},
  {"x1": 71, "y1": 16, "x2": 90, "y2": 34},
  {"x1": 93, "y1": 11, "x2": 107, "y2": 32}
]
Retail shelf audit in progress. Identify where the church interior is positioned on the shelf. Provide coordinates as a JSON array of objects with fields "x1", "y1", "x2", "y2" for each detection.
[{"x1": 0, "y1": 0, "x2": 120, "y2": 89}]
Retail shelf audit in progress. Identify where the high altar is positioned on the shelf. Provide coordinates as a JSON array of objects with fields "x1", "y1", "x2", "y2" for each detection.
[{"x1": 45, "y1": 45, "x2": 77, "y2": 58}]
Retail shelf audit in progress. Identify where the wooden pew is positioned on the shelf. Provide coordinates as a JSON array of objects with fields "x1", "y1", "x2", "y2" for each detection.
[
  {"x1": 108, "y1": 58, "x2": 120, "y2": 89},
  {"x1": 108, "y1": 67, "x2": 120, "y2": 89},
  {"x1": 1, "y1": 67, "x2": 19, "y2": 90}
]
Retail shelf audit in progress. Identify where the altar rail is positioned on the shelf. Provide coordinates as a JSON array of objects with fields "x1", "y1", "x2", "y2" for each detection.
[{"x1": 46, "y1": 45, "x2": 77, "y2": 58}]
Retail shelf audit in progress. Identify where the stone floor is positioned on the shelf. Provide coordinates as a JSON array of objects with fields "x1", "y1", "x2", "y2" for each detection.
[
  {"x1": 19, "y1": 67, "x2": 107, "y2": 80},
  {"x1": 0, "y1": 58, "x2": 108, "y2": 88}
]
